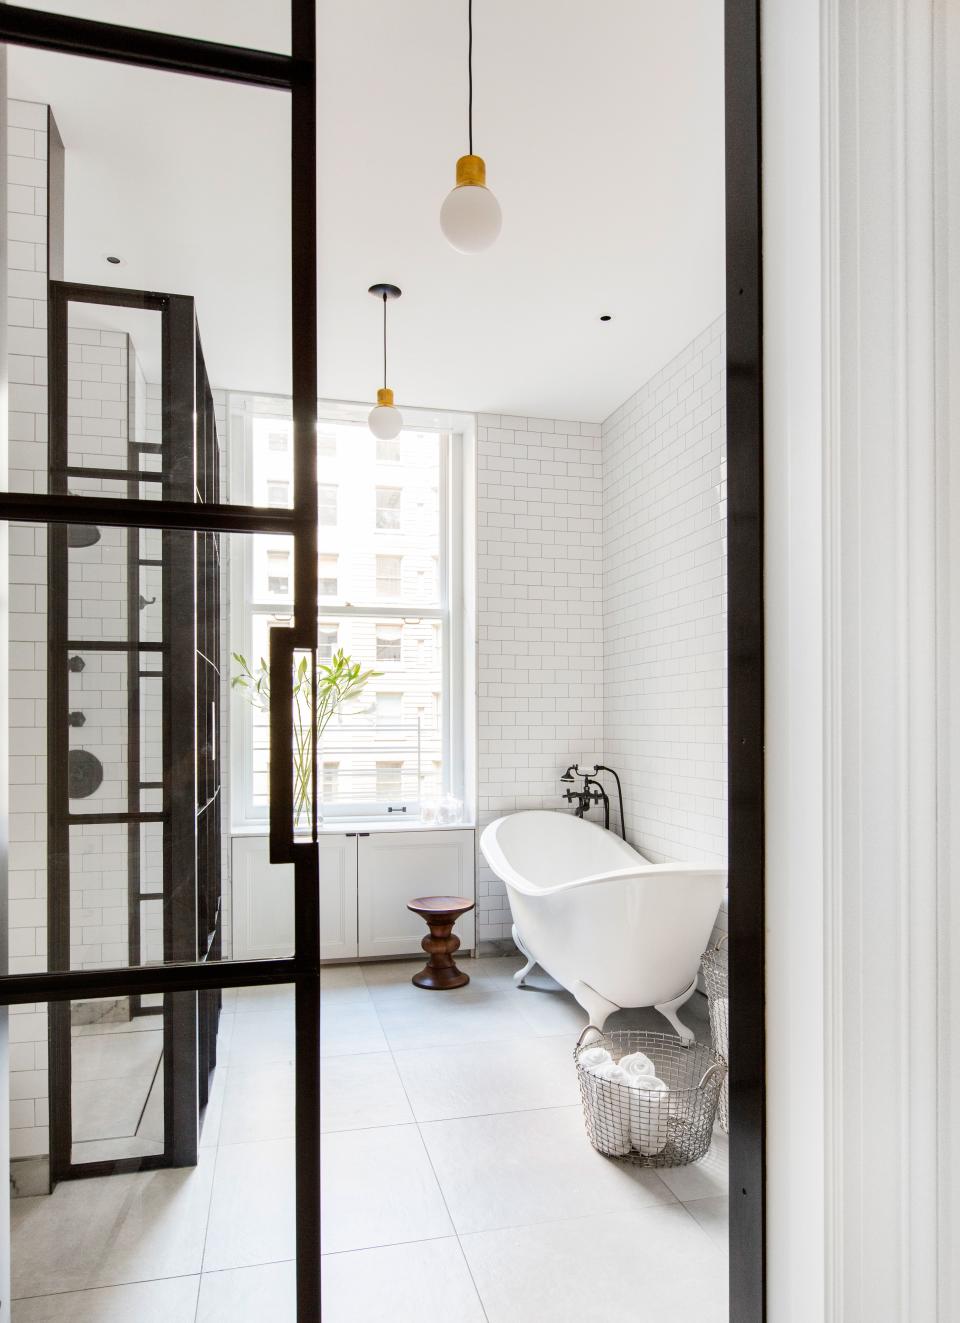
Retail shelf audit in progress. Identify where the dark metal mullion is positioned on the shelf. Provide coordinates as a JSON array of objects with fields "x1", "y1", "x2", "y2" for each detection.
[
  {"x1": 46, "y1": 272, "x2": 73, "y2": 1185},
  {"x1": 126, "y1": 341, "x2": 143, "y2": 998},
  {"x1": 0, "y1": 491, "x2": 299, "y2": 535},
  {"x1": 0, "y1": 8, "x2": 300, "y2": 90},
  {"x1": 163, "y1": 294, "x2": 201, "y2": 1168},
  {"x1": 0, "y1": 957, "x2": 302, "y2": 1006},
  {"x1": 290, "y1": 4, "x2": 320, "y2": 1320},
  {"x1": 725, "y1": 1, "x2": 766, "y2": 1319}
]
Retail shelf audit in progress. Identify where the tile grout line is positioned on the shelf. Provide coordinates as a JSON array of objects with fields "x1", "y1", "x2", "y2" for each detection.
[{"x1": 360, "y1": 965, "x2": 492, "y2": 1323}]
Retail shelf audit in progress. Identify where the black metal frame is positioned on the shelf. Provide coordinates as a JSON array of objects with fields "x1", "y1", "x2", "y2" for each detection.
[
  {"x1": 725, "y1": 1, "x2": 766, "y2": 1317},
  {"x1": 0, "y1": 4, "x2": 320, "y2": 1316},
  {"x1": 0, "y1": 2, "x2": 762, "y2": 1320}
]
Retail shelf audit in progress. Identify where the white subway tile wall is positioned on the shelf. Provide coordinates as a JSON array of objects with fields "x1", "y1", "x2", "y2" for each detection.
[
  {"x1": 602, "y1": 316, "x2": 728, "y2": 941},
  {"x1": 475, "y1": 415, "x2": 604, "y2": 945},
  {"x1": 8, "y1": 101, "x2": 53, "y2": 1159}
]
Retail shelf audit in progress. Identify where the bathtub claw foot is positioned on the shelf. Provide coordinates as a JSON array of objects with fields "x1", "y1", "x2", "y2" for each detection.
[
  {"x1": 571, "y1": 979, "x2": 621, "y2": 1032},
  {"x1": 512, "y1": 925, "x2": 537, "y2": 986},
  {"x1": 655, "y1": 975, "x2": 698, "y2": 1042}
]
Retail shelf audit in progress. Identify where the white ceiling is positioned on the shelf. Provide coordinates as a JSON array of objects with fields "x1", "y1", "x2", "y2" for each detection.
[{"x1": 8, "y1": 0, "x2": 724, "y2": 422}]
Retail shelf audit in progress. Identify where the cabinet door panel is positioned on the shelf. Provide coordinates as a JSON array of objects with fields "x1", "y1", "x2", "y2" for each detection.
[
  {"x1": 231, "y1": 834, "x2": 358, "y2": 961},
  {"x1": 318, "y1": 834, "x2": 359, "y2": 961},
  {"x1": 357, "y1": 830, "x2": 475, "y2": 958},
  {"x1": 231, "y1": 835, "x2": 294, "y2": 960}
]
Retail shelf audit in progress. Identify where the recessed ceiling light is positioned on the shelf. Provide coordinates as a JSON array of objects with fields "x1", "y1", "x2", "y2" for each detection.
[{"x1": 600, "y1": 314, "x2": 612, "y2": 322}]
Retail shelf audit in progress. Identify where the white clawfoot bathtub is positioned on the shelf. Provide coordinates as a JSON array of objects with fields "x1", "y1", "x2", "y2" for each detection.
[{"x1": 480, "y1": 810, "x2": 726, "y2": 1038}]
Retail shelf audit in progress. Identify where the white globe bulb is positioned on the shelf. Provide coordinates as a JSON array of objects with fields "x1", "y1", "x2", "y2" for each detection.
[
  {"x1": 440, "y1": 182, "x2": 502, "y2": 254},
  {"x1": 368, "y1": 403, "x2": 402, "y2": 440}
]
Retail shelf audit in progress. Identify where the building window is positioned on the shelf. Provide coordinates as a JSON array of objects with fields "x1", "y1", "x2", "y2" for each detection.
[
  {"x1": 376, "y1": 623, "x2": 403, "y2": 662},
  {"x1": 375, "y1": 486, "x2": 401, "y2": 530},
  {"x1": 319, "y1": 484, "x2": 338, "y2": 527},
  {"x1": 375, "y1": 692, "x2": 402, "y2": 725},
  {"x1": 267, "y1": 480, "x2": 289, "y2": 508},
  {"x1": 376, "y1": 435, "x2": 401, "y2": 464},
  {"x1": 322, "y1": 761, "x2": 340, "y2": 800},
  {"x1": 268, "y1": 430, "x2": 289, "y2": 452},
  {"x1": 318, "y1": 555, "x2": 338, "y2": 598},
  {"x1": 318, "y1": 624, "x2": 338, "y2": 662},
  {"x1": 376, "y1": 761, "x2": 403, "y2": 800},
  {"x1": 318, "y1": 431, "x2": 336, "y2": 459},
  {"x1": 266, "y1": 549, "x2": 290, "y2": 596},
  {"x1": 376, "y1": 554, "x2": 402, "y2": 599}
]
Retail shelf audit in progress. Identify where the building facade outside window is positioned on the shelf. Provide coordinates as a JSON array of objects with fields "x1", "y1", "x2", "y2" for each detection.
[{"x1": 375, "y1": 486, "x2": 401, "y2": 530}]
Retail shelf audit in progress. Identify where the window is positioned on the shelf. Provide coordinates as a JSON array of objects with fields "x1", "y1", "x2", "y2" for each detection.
[
  {"x1": 268, "y1": 430, "x2": 289, "y2": 452},
  {"x1": 376, "y1": 435, "x2": 400, "y2": 464},
  {"x1": 322, "y1": 761, "x2": 340, "y2": 800},
  {"x1": 376, "y1": 554, "x2": 402, "y2": 599},
  {"x1": 267, "y1": 480, "x2": 290, "y2": 508},
  {"x1": 319, "y1": 484, "x2": 338, "y2": 527},
  {"x1": 375, "y1": 692, "x2": 402, "y2": 725},
  {"x1": 318, "y1": 624, "x2": 338, "y2": 661},
  {"x1": 375, "y1": 486, "x2": 401, "y2": 530},
  {"x1": 318, "y1": 555, "x2": 338, "y2": 597},
  {"x1": 376, "y1": 623, "x2": 402, "y2": 662},
  {"x1": 266, "y1": 549, "x2": 289, "y2": 596},
  {"x1": 235, "y1": 414, "x2": 456, "y2": 825},
  {"x1": 376, "y1": 761, "x2": 403, "y2": 801}
]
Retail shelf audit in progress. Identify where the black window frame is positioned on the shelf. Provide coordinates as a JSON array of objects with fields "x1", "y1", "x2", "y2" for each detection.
[{"x1": 0, "y1": 1, "x2": 766, "y2": 1319}]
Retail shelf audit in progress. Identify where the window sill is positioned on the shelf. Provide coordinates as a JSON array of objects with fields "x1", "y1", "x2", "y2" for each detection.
[{"x1": 231, "y1": 819, "x2": 475, "y2": 838}]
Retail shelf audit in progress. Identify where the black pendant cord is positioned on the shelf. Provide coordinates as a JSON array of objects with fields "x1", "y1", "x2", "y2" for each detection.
[
  {"x1": 468, "y1": 0, "x2": 473, "y2": 155},
  {"x1": 382, "y1": 292, "x2": 388, "y2": 391}
]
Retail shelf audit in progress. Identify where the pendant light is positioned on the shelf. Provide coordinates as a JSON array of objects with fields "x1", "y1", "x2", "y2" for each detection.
[
  {"x1": 440, "y1": 0, "x2": 501, "y2": 253},
  {"x1": 367, "y1": 283, "x2": 403, "y2": 441}
]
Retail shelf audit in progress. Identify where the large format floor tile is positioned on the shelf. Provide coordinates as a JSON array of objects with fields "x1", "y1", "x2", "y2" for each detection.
[
  {"x1": 420, "y1": 1105, "x2": 676, "y2": 1235},
  {"x1": 12, "y1": 1276, "x2": 200, "y2": 1322},
  {"x1": 320, "y1": 1051, "x2": 414, "y2": 1132},
  {"x1": 196, "y1": 1261, "x2": 296, "y2": 1323},
  {"x1": 685, "y1": 1195, "x2": 729, "y2": 1252},
  {"x1": 12, "y1": 1156, "x2": 215, "y2": 1297},
  {"x1": 370, "y1": 983, "x2": 533, "y2": 1051},
  {"x1": 320, "y1": 1124, "x2": 453, "y2": 1254},
  {"x1": 202, "y1": 1139, "x2": 296, "y2": 1272},
  {"x1": 321, "y1": 1238, "x2": 486, "y2": 1323},
  {"x1": 393, "y1": 1034, "x2": 580, "y2": 1122},
  {"x1": 320, "y1": 999, "x2": 389, "y2": 1057},
  {"x1": 218, "y1": 1061, "x2": 295, "y2": 1145},
  {"x1": 461, "y1": 1204, "x2": 728, "y2": 1323},
  {"x1": 657, "y1": 1128, "x2": 729, "y2": 1202}
]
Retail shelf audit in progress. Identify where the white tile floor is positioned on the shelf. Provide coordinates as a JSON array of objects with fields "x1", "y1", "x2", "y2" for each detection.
[{"x1": 10, "y1": 957, "x2": 728, "y2": 1322}]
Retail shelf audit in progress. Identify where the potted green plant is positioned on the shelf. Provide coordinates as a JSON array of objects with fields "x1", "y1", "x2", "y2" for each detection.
[{"x1": 232, "y1": 647, "x2": 380, "y2": 829}]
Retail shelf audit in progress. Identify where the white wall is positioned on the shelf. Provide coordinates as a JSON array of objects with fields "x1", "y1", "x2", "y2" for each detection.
[
  {"x1": 601, "y1": 317, "x2": 727, "y2": 868},
  {"x1": 474, "y1": 414, "x2": 604, "y2": 945}
]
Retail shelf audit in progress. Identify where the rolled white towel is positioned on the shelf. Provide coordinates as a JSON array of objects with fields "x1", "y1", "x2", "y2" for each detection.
[
  {"x1": 618, "y1": 1051, "x2": 657, "y2": 1078},
  {"x1": 579, "y1": 1046, "x2": 613, "y2": 1074},
  {"x1": 629, "y1": 1075, "x2": 670, "y2": 1156},
  {"x1": 587, "y1": 1062, "x2": 632, "y2": 1156}
]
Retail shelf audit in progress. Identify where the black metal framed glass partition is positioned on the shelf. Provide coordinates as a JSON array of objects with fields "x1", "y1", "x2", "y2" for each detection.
[
  {"x1": 44, "y1": 282, "x2": 227, "y2": 1178},
  {"x1": 0, "y1": 3, "x2": 320, "y2": 1318},
  {"x1": 0, "y1": 4, "x2": 767, "y2": 1322}
]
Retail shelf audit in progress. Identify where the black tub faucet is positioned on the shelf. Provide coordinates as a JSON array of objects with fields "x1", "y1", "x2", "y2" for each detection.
[{"x1": 560, "y1": 764, "x2": 626, "y2": 839}]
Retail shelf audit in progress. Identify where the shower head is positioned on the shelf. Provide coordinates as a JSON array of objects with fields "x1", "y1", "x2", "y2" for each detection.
[{"x1": 560, "y1": 765, "x2": 579, "y2": 783}]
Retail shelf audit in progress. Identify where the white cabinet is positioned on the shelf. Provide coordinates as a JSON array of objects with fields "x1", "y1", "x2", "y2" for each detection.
[
  {"x1": 231, "y1": 828, "x2": 475, "y2": 962},
  {"x1": 357, "y1": 829, "x2": 476, "y2": 958},
  {"x1": 232, "y1": 833, "x2": 359, "y2": 962}
]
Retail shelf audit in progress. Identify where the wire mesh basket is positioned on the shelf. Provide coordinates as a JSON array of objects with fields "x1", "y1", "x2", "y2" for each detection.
[
  {"x1": 700, "y1": 937, "x2": 729, "y2": 1132},
  {"x1": 574, "y1": 1027, "x2": 726, "y2": 1167}
]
